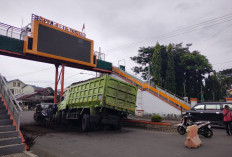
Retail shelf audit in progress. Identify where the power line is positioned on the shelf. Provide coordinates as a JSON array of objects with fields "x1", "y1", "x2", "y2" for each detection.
[
  {"x1": 213, "y1": 60, "x2": 232, "y2": 65},
  {"x1": 108, "y1": 19, "x2": 232, "y2": 52},
  {"x1": 104, "y1": 12, "x2": 232, "y2": 52},
  {"x1": 202, "y1": 23, "x2": 232, "y2": 42},
  {"x1": 157, "y1": 19, "x2": 232, "y2": 42},
  {"x1": 6, "y1": 67, "x2": 53, "y2": 78}
]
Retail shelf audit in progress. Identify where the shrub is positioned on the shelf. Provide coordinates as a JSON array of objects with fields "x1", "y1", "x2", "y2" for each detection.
[{"x1": 151, "y1": 115, "x2": 163, "y2": 122}]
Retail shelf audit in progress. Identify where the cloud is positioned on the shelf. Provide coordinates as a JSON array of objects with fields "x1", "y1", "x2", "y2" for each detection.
[{"x1": 0, "y1": 0, "x2": 232, "y2": 88}]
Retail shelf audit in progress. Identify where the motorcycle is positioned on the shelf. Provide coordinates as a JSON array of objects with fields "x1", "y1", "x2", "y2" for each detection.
[
  {"x1": 177, "y1": 115, "x2": 213, "y2": 138},
  {"x1": 33, "y1": 110, "x2": 48, "y2": 122}
]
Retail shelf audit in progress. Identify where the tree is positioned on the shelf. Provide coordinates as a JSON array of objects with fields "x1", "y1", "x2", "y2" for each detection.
[
  {"x1": 172, "y1": 43, "x2": 189, "y2": 97},
  {"x1": 180, "y1": 51, "x2": 212, "y2": 98},
  {"x1": 216, "y1": 68, "x2": 232, "y2": 98},
  {"x1": 152, "y1": 43, "x2": 162, "y2": 86},
  {"x1": 204, "y1": 73, "x2": 223, "y2": 101},
  {"x1": 130, "y1": 46, "x2": 154, "y2": 80},
  {"x1": 164, "y1": 44, "x2": 176, "y2": 93},
  {"x1": 131, "y1": 43, "x2": 213, "y2": 99}
]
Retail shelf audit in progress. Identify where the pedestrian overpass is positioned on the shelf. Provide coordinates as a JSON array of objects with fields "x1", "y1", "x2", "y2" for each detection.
[{"x1": 0, "y1": 14, "x2": 190, "y2": 114}]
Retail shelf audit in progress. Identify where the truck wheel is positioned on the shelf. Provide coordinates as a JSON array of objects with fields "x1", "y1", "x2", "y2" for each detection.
[
  {"x1": 61, "y1": 110, "x2": 66, "y2": 123},
  {"x1": 56, "y1": 111, "x2": 62, "y2": 123},
  {"x1": 82, "y1": 114, "x2": 90, "y2": 132},
  {"x1": 116, "y1": 119, "x2": 122, "y2": 130}
]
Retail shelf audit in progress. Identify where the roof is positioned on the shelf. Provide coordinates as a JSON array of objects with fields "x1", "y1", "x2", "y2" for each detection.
[
  {"x1": 22, "y1": 84, "x2": 42, "y2": 90},
  {"x1": 16, "y1": 87, "x2": 54, "y2": 100},
  {"x1": 7, "y1": 79, "x2": 25, "y2": 85}
]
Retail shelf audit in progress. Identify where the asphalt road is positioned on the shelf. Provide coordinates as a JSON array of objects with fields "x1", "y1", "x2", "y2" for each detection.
[
  {"x1": 30, "y1": 127, "x2": 232, "y2": 157},
  {"x1": 21, "y1": 111, "x2": 35, "y2": 125}
]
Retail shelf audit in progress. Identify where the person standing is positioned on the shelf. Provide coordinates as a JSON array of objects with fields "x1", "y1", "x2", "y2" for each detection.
[{"x1": 223, "y1": 105, "x2": 232, "y2": 135}]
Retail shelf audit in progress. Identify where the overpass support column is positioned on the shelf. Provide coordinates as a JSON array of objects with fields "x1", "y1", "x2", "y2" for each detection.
[{"x1": 54, "y1": 64, "x2": 65, "y2": 103}]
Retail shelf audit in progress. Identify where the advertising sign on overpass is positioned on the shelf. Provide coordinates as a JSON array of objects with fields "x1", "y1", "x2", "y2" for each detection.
[{"x1": 24, "y1": 14, "x2": 96, "y2": 67}]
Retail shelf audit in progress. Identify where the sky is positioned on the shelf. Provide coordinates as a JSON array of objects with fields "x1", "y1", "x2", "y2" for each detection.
[{"x1": 0, "y1": 0, "x2": 232, "y2": 89}]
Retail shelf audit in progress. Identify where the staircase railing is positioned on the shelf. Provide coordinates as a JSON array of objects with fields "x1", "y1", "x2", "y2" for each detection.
[
  {"x1": 0, "y1": 74, "x2": 22, "y2": 130},
  {"x1": 113, "y1": 67, "x2": 191, "y2": 109},
  {"x1": 155, "y1": 86, "x2": 190, "y2": 108}
]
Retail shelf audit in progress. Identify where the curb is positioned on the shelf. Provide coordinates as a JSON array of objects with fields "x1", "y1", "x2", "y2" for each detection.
[
  {"x1": 23, "y1": 151, "x2": 38, "y2": 157},
  {"x1": 123, "y1": 119, "x2": 172, "y2": 126},
  {"x1": 123, "y1": 119, "x2": 176, "y2": 132}
]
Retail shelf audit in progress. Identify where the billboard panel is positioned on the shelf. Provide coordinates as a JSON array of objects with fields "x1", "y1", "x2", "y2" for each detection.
[{"x1": 24, "y1": 16, "x2": 95, "y2": 67}]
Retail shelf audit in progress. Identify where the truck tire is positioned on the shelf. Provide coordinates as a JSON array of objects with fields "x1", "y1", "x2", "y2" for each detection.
[
  {"x1": 116, "y1": 119, "x2": 122, "y2": 130},
  {"x1": 82, "y1": 114, "x2": 90, "y2": 132},
  {"x1": 61, "y1": 110, "x2": 66, "y2": 123}
]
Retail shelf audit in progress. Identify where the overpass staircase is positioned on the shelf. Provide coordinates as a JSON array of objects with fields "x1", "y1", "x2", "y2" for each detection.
[
  {"x1": 0, "y1": 74, "x2": 26, "y2": 156},
  {"x1": 112, "y1": 67, "x2": 191, "y2": 111}
]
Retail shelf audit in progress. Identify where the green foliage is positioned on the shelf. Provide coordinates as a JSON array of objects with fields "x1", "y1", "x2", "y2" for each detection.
[
  {"x1": 219, "y1": 68, "x2": 232, "y2": 76},
  {"x1": 130, "y1": 46, "x2": 154, "y2": 80},
  {"x1": 164, "y1": 44, "x2": 176, "y2": 93},
  {"x1": 179, "y1": 51, "x2": 212, "y2": 98},
  {"x1": 152, "y1": 43, "x2": 162, "y2": 86},
  {"x1": 131, "y1": 43, "x2": 214, "y2": 100},
  {"x1": 213, "y1": 69, "x2": 232, "y2": 98},
  {"x1": 151, "y1": 115, "x2": 163, "y2": 122},
  {"x1": 204, "y1": 73, "x2": 224, "y2": 101}
]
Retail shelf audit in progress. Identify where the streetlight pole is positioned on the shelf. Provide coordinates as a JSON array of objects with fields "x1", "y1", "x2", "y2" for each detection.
[{"x1": 148, "y1": 62, "x2": 152, "y2": 86}]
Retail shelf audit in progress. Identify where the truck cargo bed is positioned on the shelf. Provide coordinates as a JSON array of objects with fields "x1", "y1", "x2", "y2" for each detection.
[{"x1": 59, "y1": 75, "x2": 137, "y2": 114}]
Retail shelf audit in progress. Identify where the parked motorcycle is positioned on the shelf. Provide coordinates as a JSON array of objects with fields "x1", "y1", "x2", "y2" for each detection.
[
  {"x1": 34, "y1": 103, "x2": 57, "y2": 123},
  {"x1": 177, "y1": 115, "x2": 213, "y2": 138}
]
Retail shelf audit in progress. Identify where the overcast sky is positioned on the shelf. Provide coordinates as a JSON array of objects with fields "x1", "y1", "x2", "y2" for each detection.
[{"x1": 0, "y1": 0, "x2": 232, "y2": 89}]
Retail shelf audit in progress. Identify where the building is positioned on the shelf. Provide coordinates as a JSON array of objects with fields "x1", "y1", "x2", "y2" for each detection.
[
  {"x1": 7, "y1": 79, "x2": 55, "y2": 109},
  {"x1": 22, "y1": 85, "x2": 42, "y2": 94},
  {"x1": 7, "y1": 79, "x2": 42, "y2": 96},
  {"x1": 7, "y1": 79, "x2": 25, "y2": 95},
  {"x1": 16, "y1": 88, "x2": 54, "y2": 109}
]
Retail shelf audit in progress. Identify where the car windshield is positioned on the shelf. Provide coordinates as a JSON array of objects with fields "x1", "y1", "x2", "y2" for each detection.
[
  {"x1": 42, "y1": 105, "x2": 49, "y2": 109},
  {"x1": 193, "y1": 104, "x2": 204, "y2": 110}
]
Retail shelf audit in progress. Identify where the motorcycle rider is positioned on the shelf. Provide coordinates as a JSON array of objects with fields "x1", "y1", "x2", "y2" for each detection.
[
  {"x1": 222, "y1": 105, "x2": 232, "y2": 135},
  {"x1": 34, "y1": 104, "x2": 43, "y2": 121}
]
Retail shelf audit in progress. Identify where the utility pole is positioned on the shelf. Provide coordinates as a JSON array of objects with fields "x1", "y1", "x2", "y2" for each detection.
[
  {"x1": 213, "y1": 92, "x2": 215, "y2": 101},
  {"x1": 201, "y1": 86, "x2": 204, "y2": 102},
  {"x1": 183, "y1": 81, "x2": 186, "y2": 97}
]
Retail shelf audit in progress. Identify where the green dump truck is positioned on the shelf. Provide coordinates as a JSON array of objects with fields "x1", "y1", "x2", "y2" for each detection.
[{"x1": 57, "y1": 74, "x2": 138, "y2": 131}]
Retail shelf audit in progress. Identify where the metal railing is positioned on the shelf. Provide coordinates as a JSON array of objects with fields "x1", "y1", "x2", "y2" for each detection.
[
  {"x1": 113, "y1": 67, "x2": 191, "y2": 108},
  {"x1": 0, "y1": 74, "x2": 22, "y2": 130},
  {"x1": 0, "y1": 22, "x2": 30, "y2": 40},
  {"x1": 155, "y1": 86, "x2": 190, "y2": 107}
]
